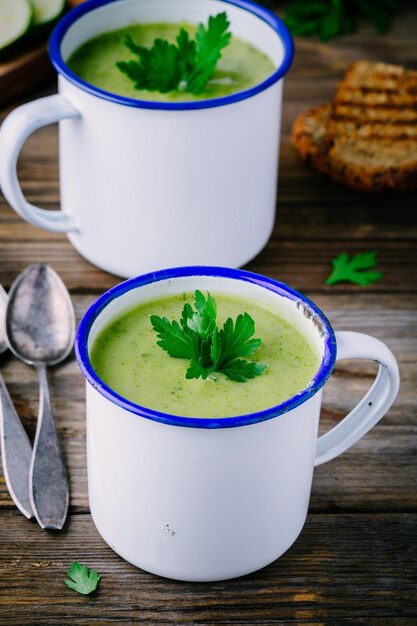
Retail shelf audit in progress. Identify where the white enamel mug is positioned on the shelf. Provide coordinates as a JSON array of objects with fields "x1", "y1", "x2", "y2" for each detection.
[
  {"x1": 75, "y1": 267, "x2": 400, "y2": 582},
  {"x1": 0, "y1": 0, "x2": 293, "y2": 278}
]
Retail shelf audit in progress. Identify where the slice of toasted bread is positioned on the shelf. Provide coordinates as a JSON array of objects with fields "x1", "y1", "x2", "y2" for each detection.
[
  {"x1": 291, "y1": 103, "x2": 331, "y2": 175},
  {"x1": 332, "y1": 103, "x2": 417, "y2": 123},
  {"x1": 326, "y1": 60, "x2": 417, "y2": 190},
  {"x1": 327, "y1": 137, "x2": 417, "y2": 191},
  {"x1": 337, "y1": 60, "x2": 417, "y2": 91},
  {"x1": 330, "y1": 61, "x2": 417, "y2": 138},
  {"x1": 326, "y1": 119, "x2": 417, "y2": 140},
  {"x1": 335, "y1": 60, "x2": 417, "y2": 107},
  {"x1": 292, "y1": 61, "x2": 417, "y2": 191}
]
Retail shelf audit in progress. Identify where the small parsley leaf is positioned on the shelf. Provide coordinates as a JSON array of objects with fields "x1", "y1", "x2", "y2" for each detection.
[
  {"x1": 326, "y1": 251, "x2": 383, "y2": 286},
  {"x1": 147, "y1": 39, "x2": 181, "y2": 93},
  {"x1": 187, "y1": 290, "x2": 217, "y2": 337},
  {"x1": 150, "y1": 291, "x2": 266, "y2": 383},
  {"x1": 187, "y1": 12, "x2": 232, "y2": 94},
  {"x1": 64, "y1": 562, "x2": 100, "y2": 595},
  {"x1": 149, "y1": 315, "x2": 200, "y2": 361},
  {"x1": 117, "y1": 13, "x2": 231, "y2": 95},
  {"x1": 218, "y1": 359, "x2": 267, "y2": 383},
  {"x1": 211, "y1": 314, "x2": 262, "y2": 369}
]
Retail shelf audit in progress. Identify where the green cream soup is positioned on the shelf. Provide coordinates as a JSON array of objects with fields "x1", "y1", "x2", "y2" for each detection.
[
  {"x1": 66, "y1": 22, "x2": 276, "y2": 102},
  {"x1": 90, "y1": 293, "x2": 321, "y2": 418}
]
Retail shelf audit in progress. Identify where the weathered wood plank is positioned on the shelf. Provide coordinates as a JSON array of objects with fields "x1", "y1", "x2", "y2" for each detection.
[
  {"x1": 0, "y1": 7, "x2": 416, "y2": 623},
  {"x1": 0, "y1": 237, "x2": 415, "y2": 294},
  {"x1": 0, "y1": 295, "x2": 415, "y2": 513},
  {"x1": 0, "y1": 14, "x2": 416, "y2": 295},
  {"x1": 1, "y1": 129, "x2": 417, "y2": 242},
  {"x1": 0, "y1": 511, "x2": 415, "y2": 624}
]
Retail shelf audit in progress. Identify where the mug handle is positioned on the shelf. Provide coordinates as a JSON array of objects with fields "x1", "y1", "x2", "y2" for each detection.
[
  {"x1": 315, "y1": 331, "x2": 400, "y2": 466},
  {"x1": 0, "y1": 94, "x2": 80, "y2": 233}
]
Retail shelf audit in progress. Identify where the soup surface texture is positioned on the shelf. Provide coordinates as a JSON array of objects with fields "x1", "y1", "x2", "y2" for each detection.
[
  {"x1": 90, "y1": 292, "x2": 321, "y2": 418},
  {"x1": 66, "y1": 22, "x2": 276, "y2": 102}
]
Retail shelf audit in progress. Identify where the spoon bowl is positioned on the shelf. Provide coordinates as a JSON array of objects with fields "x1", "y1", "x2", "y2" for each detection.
[
  {"x1": 6, "y1": 264, "x2": 75, "y2": 529},
  {"x1": 6, "y1": 265, "x2": 75, "y2": 366}
]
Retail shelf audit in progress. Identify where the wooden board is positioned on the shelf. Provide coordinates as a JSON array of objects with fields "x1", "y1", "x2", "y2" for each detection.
[
  {"x1": 0, "y1": 44, "x2": 54, "y2": 106},
  {"x1": 0, "y1": 5, "x2": 416, "y2": 625},
  {"x1": 0, "y1": 1, "x2": 85, "y2": 106},
  {"x1": 0, "y1": 511, "x2": 416, "y2": 624}
]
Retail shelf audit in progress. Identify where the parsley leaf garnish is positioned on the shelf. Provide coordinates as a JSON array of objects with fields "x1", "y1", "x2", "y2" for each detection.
[
  {"x1": 116, "y1": 13, "x2": 231, "y2": 95},
  {"x1": 150, "y1": 291, "x2": 266, "y2": 382},
  {"x1": 64, "y1": 562, "x2": 101, "y2": 595},
  {"x1": 326, "y1": 251, "x2": 383, "y2": 286}
]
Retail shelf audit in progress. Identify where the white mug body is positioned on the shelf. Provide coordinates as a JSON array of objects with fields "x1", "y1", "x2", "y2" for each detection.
[
  {"x1": 59, "y1": 77, "x2": 283, "y2": 277},
  {"x1": 0, "y1": 0, "x2": 293, "y2": 278},
  {"x1": 75, "y1": 267, "x2": 400, "y2": 581},
  {"x1": 87, "y1": 384, "x2": 321, "y2": 582}
]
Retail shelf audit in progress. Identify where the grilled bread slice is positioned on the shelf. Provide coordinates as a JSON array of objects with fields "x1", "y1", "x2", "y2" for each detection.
[
  {"x1": 332, "y1": 103, "x2": 417, "y2": 124},
  {"x1": 335, "y1": 61, "x2": 417, "y2": 108},
  {"x1": 327, "y1": 61, "x2": 417, "y2": 190},
  {"x1": 292, "y1": 61, "x2": 417, "y2": 191},
  {"x1": 326, "y1": 137, "x2": 417, "y2": 191},
  {"x1": 291, "y1": 103, "x2": 331, "y2": 175}
]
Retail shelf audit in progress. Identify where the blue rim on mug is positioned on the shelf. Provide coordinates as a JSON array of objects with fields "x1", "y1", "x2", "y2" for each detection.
[
  {"x1": 48, "y1": 0, "x2": 294, "y2": 111},
  {"x1": 75, "y1": 267, "x2": 337, "y2": 429}
]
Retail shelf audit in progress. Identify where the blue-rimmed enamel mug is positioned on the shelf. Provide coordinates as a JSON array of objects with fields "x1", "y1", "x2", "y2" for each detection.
[
  {"x1": 75, "y1": 267, "x2": 399, "y2": 582},
  {"x1": 0, "y1": 0, "x2": 293, "y2": 278}
]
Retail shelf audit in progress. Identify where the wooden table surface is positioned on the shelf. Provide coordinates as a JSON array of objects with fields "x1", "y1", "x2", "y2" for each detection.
[{"x1": 0, "y1": 8, "x2": 416, "y2": 625}]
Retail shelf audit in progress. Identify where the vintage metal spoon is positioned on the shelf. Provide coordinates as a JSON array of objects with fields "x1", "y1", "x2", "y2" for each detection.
[
  {"x1": 5, "y1": 265, "x2": 75, "y2": 529},
  {"x1": 0, "y1": 285, "x2": 34, "y2": 519}
]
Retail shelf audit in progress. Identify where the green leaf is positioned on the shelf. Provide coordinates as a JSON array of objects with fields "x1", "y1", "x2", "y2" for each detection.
[
  {"x1": 284, "y1": 17, "x2": 322, "y2": 36},
  {"x1": 185, "y1": 360, "x2": 211, "y2": 380},
  {"x1": 218, "y1": 359, "x2": 267, "y2": 382},
  {"x1": 211, "y1": 314, "x2": 262, "y2": 368},
  {"x1": 116, "y1": 34, "x2": 153, "y2": 89},
  {"x1": 186, "y1": 12, "x2": 231, "y2": 94},
  {"x1": 283, "y1": 0, "x2": 396, "y2": 40},
  {"x1": 285, "y1": 1, "x2": 328, "y2": 17},
  {"x1": 186, "y1": 290, "x2": 217, "y2": 338},
  {"x1": 123, "y1": 33, "x2": 150, "y2": 58},
  {"x1": 150, "y1": 315, "x2": 199, "y2": 361},
  {"x1": 354, "y1": 0, "x2": 393, "y2": 33},
  {"x1": 116, "y1": 60, "x2": 148, "y2": 90},
  {"x1": 117, "y1": 13, "x2": 231, "y2": 95},
  {"x1": 147, "y1": 39, "x2": 180, "y2": 92},
  {"x1": 176, "y1": 28, "x2": 197, "y2": 82},
  {"x1": 150, "y1": 291, "x2": 266, "y2": 383},
  {"x1": 64, "y1": 562, "x2": 100, "y2": 595},
  {"x1": 325, "y1": 251, "x2": 383, "y2": 286}
]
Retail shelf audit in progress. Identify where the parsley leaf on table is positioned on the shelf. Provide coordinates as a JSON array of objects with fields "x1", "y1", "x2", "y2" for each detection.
[
  {"x1": 116, "y1": 13, "x2": 231, "y2": 95},
  {"x1": 150, "y1": 291, "x2": 266, "y2": 383},
  {"x1": 282, "y1": 0, "x2": 398, "y2": 41},
  {"x1": 352, "y1": 0, "x2": 397, "y2": 34},
  {"x1": 326, "y1": 251, "x2": 383, "y2": 286},
  {"x1": 64, "y1": 562, "x2": 100, "y2": 595},
  {"x1": 284, "y1": 0, "x2": 354, "y2": 41}
]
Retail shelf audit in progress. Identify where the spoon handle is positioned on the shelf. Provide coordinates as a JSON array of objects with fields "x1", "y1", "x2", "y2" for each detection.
[
  {"x1": 0, "y1": 374, "x2": 34, "y2": 519},
  {"x1": 30, "y1": 363, "x2": 69, "y2": 529}
]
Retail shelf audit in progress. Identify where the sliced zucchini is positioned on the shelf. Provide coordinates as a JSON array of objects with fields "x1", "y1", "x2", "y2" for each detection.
[
  {"x1": 0, "y1": 0, "x2": 32, "y2": 53},
  {"x1": 32, "y1": 0, "x2": 65, "y2": 27}
]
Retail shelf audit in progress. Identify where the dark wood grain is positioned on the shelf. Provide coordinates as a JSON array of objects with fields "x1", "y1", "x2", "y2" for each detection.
[
  {"x1": 0, "y1": 511, "x2": 416, "y2": 625},
  {"x1": 0, "y1": 294, "x2": 415, "y2": 513},
  {"x1": 0, "y1": 5, "x2": 416, "y2": 624},
  {"x1": 0, "y1": 1, "x2": 86, "y2": 107}
]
